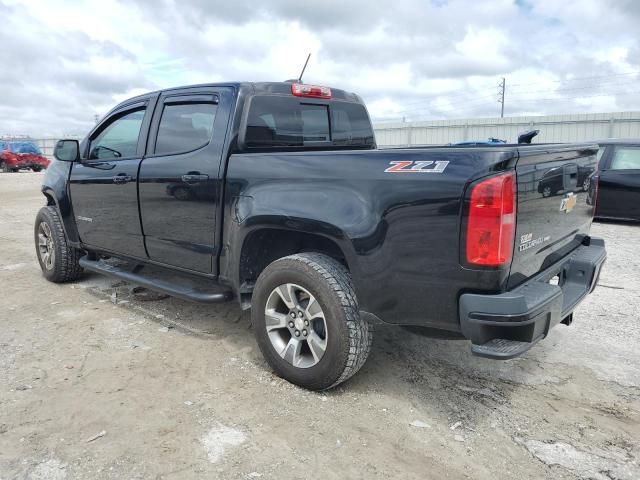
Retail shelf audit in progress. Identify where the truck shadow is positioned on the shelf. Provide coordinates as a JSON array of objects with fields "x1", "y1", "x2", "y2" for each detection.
[{"x1": 80, "y1": 272, "x2": 541, "y2": 411}]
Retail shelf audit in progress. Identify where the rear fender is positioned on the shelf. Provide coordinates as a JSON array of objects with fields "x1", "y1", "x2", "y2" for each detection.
[{"x1": 220, "y1": 188, "x2": 368, "y2": 305}]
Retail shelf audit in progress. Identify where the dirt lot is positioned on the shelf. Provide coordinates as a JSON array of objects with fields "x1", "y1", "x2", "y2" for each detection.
[{"x1": 0, "y1": 172, "x2": 639, "y2": 480}]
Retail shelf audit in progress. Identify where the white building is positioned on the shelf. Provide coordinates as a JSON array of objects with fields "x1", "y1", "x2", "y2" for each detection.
[{"x1": 373, "y1": 111, "x2": 640, "y2": 147}]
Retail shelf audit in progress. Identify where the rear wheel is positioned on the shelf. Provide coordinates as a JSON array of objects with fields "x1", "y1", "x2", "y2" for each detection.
[
  {"x1": 34, "y1": 206, "x2": 83, "y2": 282},
  {"x1": 0, "y1": 162, "x2": 10, "y2": 173},
  {"x1": 252, "y1": 253, "x2": 372, "y2": 390},
  {"x1": 32, "y1": 166, "x2": 43, "y2": 172}
]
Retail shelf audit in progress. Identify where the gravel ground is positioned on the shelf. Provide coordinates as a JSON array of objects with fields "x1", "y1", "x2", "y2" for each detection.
[{"x1": 0, "y1": 172, "x2": 638, "y2": 480}]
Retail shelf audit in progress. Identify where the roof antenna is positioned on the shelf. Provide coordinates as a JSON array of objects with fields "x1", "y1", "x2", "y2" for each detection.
[{"x1": 298, "y1": 53, "x2": 311, "y2": 82}]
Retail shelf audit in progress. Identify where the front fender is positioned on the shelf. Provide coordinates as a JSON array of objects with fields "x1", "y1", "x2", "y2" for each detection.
[{"x1": 41, "y1": 160, "x2": 80, "y2": 246}]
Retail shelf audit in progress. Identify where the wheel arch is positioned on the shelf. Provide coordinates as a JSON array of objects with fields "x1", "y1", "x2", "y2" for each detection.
[
  {"x1": 41, "y1": 185, "x2": 81, "y2": 246},
  {"x1": 42, "y1": 189, "x2": 57, "y2": 206},
  {"x1": 233, "y1": 224, "x2": 355, "y2": 309}
]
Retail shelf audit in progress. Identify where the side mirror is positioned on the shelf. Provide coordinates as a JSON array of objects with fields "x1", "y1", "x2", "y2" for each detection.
[{"x1": 54, "y1": 139, "x2": 80, "y2": 162}]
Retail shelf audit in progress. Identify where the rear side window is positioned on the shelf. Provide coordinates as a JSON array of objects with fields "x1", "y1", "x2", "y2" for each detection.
[
  {"x1": 610, "y1": 146, "x2": 640, "y2": 170},
  {"x1": 155, "y1": 102, "x2": 218, "y2": 155},
  {"x1": 244, "y1": 96, "x2": 374, "y2": 149}
]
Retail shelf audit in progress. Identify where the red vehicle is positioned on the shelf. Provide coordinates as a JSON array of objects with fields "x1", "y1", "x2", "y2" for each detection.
[{"x1": 0, "y1": 141, "x2": 50, "y2": 172}]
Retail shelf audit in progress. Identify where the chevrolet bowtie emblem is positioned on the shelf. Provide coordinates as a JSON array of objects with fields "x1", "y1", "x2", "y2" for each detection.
[{"x1": 560, "y1": 192, "x2": 577, "y2": 213}]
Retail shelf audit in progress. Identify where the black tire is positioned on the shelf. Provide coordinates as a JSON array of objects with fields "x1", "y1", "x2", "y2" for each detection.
[
  {"x1": 252, "y1": 253, "x2": 372, "y2": 390},
  {"x1": 34, "y1": 206, "x2": 83, "y2": 282},
  {"x1": 32, "y1": 166, "x2": 43, "y2": 172},
  {"x1": 0, "y1": 162, "x2": 10, "y2": 173}
]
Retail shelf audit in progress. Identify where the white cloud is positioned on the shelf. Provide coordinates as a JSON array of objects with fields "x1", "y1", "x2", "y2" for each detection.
[{"x1": 0, "y1": 0, "x2": 639, "y2": 136}]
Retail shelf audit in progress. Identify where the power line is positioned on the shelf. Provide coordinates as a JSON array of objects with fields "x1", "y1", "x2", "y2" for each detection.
[
  {"x1": 382, "y1": 70, "x2": 640, "y2": 113},
  {"x1": 371, "y1": 91, "x2": 640, "y2": 123},
  {"x1": 512, "y1": 90, "x2": 640, "y2": 103},
  {"x1": 509, "y1": 81, "x2": 640, "y2": 96},
  {"x1": 376, "y1": 77, "x2": 637, "y2": 113},
  {"x1": 381, "y1": 82, "x2": 640, "y2": 116},
  {"x1": 508, "y1": 70, "x2": 640, "y2": 87},
  {"x1": 370, "y1": 71, "x2": 640, "y2": 121}
]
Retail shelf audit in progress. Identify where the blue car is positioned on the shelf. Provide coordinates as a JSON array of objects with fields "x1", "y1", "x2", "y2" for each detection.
[
  {"x1": 452, "y1": 130, "x2": 540, "y2": 146},
  {"x1": 451, "y1": 137, "x2": 506, "y2": 146}
]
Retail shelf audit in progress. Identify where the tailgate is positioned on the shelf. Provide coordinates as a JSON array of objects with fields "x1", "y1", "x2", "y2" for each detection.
[{"x1": 508, "y1": 144, "x2": 599, "y2": 289}]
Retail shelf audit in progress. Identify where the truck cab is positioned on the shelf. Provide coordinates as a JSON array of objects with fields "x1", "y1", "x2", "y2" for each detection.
[{"x1": 55, "y1": 83, "x2": 374, "y2": 274}]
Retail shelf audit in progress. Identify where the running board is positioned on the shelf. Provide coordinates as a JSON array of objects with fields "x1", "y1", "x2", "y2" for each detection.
[{"x1": 79, "y1": 257, "x2": 233, "y2": 304}]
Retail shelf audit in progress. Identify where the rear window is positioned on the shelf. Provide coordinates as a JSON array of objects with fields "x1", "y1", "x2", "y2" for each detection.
[{"x1": 244, "y1": 96, "x2": 375, "y2": 149}]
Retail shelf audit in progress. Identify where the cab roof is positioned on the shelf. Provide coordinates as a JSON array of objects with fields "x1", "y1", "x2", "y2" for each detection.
[{"x1": 117, "y1": 81, "x2": 363, "y2": 108}]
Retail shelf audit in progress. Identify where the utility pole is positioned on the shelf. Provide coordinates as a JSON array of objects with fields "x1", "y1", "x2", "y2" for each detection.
[
  {"x1": 94, "y1": 114, "x2": 99, "y2": 124},
  {"x1": 498, "y1": 77, "x2": 506, "y2": 118}
]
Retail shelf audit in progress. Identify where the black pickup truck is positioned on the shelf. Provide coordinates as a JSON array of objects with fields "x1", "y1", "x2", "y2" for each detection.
[{"x1": 36, "y1": 81, "x2": 606, "y2": 390}]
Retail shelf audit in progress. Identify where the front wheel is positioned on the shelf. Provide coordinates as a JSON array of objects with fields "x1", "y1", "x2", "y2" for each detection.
[
  {"x1": 252, "y1": 253, "x2": 372, "y2": 390},
  {"x1": 34, "y1": 206, "x2": 83, "y2": 282},
  {"x1": 0, "y1": 162, "x2": 11, "y2": 173}
]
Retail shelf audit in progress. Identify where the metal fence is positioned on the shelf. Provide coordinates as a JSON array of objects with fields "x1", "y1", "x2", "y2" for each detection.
[
  {"x1": 373, "y1": 111, "x2": 640, "y2": 147},
  {"x1": 5, "y1": 111, "x2": 640, "y2": 157}
]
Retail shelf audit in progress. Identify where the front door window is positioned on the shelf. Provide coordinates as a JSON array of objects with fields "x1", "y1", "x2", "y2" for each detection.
[{"x1": 89, "y1": 109, "x2": 145, "y2": 160}]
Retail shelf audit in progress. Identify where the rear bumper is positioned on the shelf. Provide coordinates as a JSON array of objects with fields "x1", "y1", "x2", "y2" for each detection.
[{"x1": 459, "y1": 237, "x2": 606, "y2": 359}]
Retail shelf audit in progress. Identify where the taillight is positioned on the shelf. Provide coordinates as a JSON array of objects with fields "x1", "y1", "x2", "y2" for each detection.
[
  {"x1": 465, "y1": 172, "x2": 516, "y2": 267},
  {"x1": 291, "y1": 83, "x2": 332, "y2": 99}
]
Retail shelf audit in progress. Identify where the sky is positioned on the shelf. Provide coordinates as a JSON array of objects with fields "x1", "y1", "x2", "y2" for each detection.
[{"x1": 1, "y1": 0, "x2": 639, "y2": 136}]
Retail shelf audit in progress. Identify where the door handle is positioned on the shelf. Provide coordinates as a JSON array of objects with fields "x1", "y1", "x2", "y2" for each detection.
[
  {"x1": 112, "y1": 174, "x2": 132, "y2": 184},
  {"x1": 181, "y1": 174, "x2": 209, "y2": 183}
]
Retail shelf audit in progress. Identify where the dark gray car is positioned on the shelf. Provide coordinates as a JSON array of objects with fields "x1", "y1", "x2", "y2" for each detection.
[{"x1": 590, "y1": 139, "x2": 640, "y2": 221}]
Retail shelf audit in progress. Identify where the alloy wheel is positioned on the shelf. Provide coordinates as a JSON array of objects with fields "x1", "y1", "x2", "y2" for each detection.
[
  {"x1": 37, "y1": 222, "x2": 55, "y2": 270},
  {"x1": 264, "y1": 283, "x2": 328, "y2": 368}
]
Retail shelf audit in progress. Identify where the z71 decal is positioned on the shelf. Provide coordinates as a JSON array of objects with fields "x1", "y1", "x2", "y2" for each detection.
[{"x1": 384, "y1": 160, "x2": 449, "y2": 173}]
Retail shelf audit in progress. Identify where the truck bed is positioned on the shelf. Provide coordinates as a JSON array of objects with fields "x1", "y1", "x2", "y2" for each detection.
[{"x1": 224, "y1": 143, "x2": 599, "y2": 332}]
